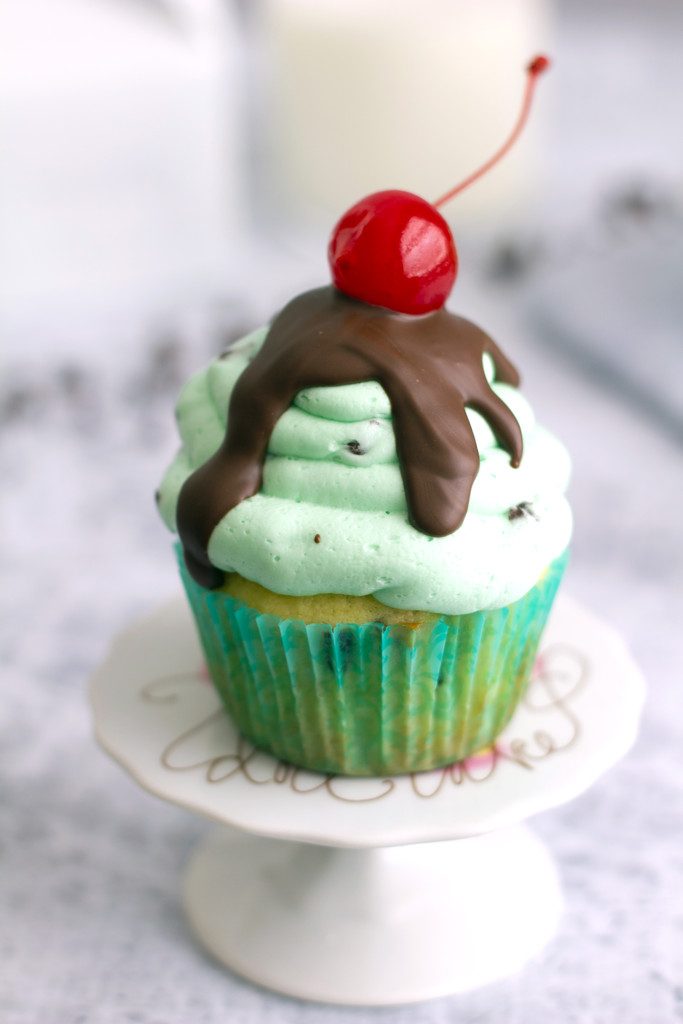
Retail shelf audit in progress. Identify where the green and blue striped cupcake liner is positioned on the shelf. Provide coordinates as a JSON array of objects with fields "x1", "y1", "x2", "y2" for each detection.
[{"x1": 178, "y1": 548, "x2": 569, "y2": 776}]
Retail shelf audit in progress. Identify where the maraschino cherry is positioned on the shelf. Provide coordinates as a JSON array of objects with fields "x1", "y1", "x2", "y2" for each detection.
[
  {"x1": 328, "y1": 55, "x2": 551, "y2": 316},
  {"x1": 328, "y1": 191, "x2": 457, "y2": 316}
]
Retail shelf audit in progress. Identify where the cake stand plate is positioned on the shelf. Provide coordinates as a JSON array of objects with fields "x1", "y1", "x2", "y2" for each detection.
[{"x1": 90, "y1": 594, "x2": 645, "y2": 1005}]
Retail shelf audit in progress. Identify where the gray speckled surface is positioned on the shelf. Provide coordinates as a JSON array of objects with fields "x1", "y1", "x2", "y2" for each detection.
[{"x1": 2, "y1": 5, "x2": 683, "y2": 1022}]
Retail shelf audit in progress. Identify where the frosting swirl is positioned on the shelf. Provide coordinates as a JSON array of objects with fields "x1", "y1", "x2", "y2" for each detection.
[
  {"x1": 158, "y1": 317, "x2": 572, "y2": 615},
  {"x1": 175, "y1": 287, "x2": 525, "y2": 588}
]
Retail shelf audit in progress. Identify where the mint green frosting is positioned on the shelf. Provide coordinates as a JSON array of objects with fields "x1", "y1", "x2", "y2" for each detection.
[{"x1": 158, "y1": 327, "x2": 572, "y2": 615}]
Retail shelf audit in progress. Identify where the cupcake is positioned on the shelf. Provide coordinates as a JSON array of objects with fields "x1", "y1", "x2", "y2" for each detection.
[{"x1": 156, "y1": 56, "x2": 571, "y2": 776}]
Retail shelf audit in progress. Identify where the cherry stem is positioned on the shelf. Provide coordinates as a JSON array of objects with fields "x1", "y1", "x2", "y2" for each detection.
[{"x1": 433, "y1": 54, "x2": 551, "y2": 210}]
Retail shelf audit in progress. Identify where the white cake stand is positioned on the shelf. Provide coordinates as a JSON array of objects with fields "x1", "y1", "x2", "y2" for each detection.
[{"x1": 90, "y1": 593, "x2": 645, "y2": 1006}]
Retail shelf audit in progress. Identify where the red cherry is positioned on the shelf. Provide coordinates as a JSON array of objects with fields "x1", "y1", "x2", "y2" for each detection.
[
  {"x1": 327, "y1": 56, "x2": 551, "y2": 317},
  {"x1": 328, "y1": 190, "x2": 458, "y2": 316}
]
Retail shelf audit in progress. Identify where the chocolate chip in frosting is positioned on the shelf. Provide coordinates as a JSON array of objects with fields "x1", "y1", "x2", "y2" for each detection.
[
  {"x1": 507, "y1": 501, "x2": 538, "y2": 522},
  {"x1": 346, "y1": 440, "x2": 366, "y2": 456},
  {"x1": 313, "y1": 533, "x2": 321, "y2": 544}
]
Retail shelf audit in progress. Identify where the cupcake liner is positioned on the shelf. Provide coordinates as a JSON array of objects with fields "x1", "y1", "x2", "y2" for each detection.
[{"x1": 177, "y1": 548, "x2": 569, "y2": 776}]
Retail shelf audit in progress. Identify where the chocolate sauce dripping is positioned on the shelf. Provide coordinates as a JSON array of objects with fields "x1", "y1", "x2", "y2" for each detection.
[{"x1": 177, "y1": 287, "x2": 522, "y2": 588}]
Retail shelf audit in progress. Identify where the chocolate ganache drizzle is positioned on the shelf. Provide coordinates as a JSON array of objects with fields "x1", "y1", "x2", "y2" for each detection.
[{"x1": 177, "y1": 286, "x2": 523, "y2": 589}]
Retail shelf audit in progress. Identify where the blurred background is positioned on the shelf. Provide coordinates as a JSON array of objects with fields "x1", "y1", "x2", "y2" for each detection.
[{"x1": 2, "y1": 2, "x2": 682, "y2": 1022}]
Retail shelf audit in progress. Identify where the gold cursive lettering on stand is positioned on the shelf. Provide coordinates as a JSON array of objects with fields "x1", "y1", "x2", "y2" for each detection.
[{"x1": 141, "y1": 644, "x2": 588, "y2": 804}]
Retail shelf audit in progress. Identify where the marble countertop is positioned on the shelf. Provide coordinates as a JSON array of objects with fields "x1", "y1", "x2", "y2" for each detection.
[{"x1": 2, "y1": 5, "x2": 683, "y2": 1023}]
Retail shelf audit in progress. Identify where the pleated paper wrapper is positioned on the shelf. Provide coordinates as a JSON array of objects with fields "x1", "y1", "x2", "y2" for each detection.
[{"x1": 178, "y1": 548, "x2": 568, "y2": 776}]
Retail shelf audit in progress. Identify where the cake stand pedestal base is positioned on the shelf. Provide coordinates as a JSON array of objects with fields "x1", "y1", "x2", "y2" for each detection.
[{"x1": 185, "y1": 824, "x2": 562, "y2": 1005}]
